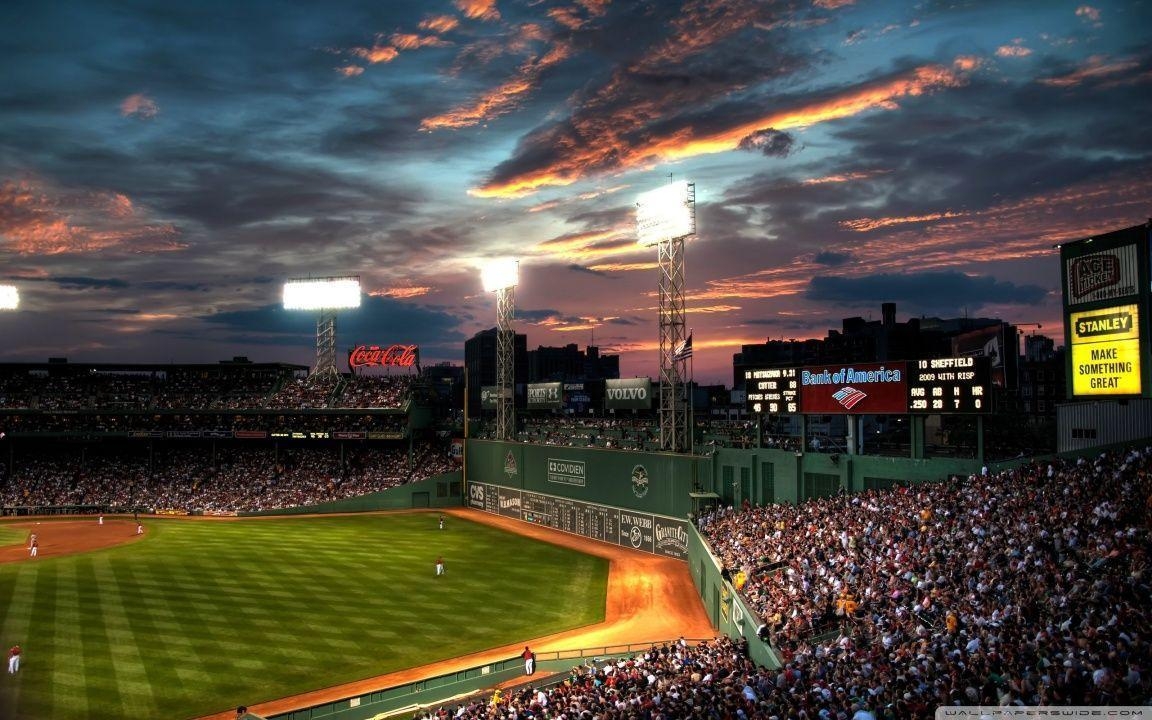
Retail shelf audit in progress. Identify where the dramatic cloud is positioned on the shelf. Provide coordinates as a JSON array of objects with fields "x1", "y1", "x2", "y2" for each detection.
[
  {"x1": 738, "y1": 128, "x2": 798, "y2": 157},
  {"x1": 455, "y1": 0, "x2": 500, "y2": 22},
  {"x1": 0, "y1": 179, "x2": 184, "y2": 255},
  {"x1": 473, "y1": 60, "x2": 972, "y2": 197}
]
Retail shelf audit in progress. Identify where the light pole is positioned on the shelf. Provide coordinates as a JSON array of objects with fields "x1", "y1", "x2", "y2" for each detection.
[
  {"x1": 282, "y1": 276, "x2": 361, "y2": 378},
  {"x1": 482, "y1": 259, "x2": 519, "y2": 442},
  {"x1": 636, "y1": 180, "x2": 696, "y2": 453}
]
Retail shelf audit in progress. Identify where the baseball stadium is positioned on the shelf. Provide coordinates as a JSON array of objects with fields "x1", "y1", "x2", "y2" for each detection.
[
  {"x1": 0, "y1": 366, "x2": 1150, "y2": 720},
  {"x1": 1, "y1": 221, "x2": 1151, "y2": 720}
]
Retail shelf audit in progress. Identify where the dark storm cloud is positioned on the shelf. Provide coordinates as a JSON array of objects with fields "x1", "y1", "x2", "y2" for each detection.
[
  {"x1": 39, "y1": 276, "x2": 130, "y2": 290},
  {"x1": 813, "y1": 251, "x2": 853, "y2": 267},
  {"x1": 567, "y1": 264, "x2": 615, "y2": 278},
  {"x1": 737, "y1": 129, "x2": 796, "y2": 158},
  {"x1": 806, "y1": 272, "x2": 1046, "y2": 311}
]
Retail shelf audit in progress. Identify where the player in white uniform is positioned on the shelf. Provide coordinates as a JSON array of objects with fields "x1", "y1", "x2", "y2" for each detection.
[{"x1": 435, "y1": 556, "x2": 444, "y2": 577}]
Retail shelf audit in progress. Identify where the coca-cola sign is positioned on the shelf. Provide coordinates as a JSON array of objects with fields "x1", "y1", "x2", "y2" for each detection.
[{"x1": 348, "y1": 344, "x2": 419, "y2": 369}]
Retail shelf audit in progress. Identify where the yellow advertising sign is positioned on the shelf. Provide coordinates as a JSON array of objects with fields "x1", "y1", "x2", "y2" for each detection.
[{"x1": 1070, "y1": 304, "x2": 1142, "y2": 396}]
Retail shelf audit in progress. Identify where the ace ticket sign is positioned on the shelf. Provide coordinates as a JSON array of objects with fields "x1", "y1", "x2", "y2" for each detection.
[{"x1": 1070, "y1": 304, "x2": 1142, "y2": 396}]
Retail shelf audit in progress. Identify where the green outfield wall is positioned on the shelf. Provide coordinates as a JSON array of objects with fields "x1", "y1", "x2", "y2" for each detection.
[{"x1": 466, "y1": 440, "x2": 981, "y2": 515}]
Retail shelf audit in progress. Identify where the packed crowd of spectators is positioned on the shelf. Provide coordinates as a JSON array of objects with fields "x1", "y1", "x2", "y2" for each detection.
[
  {"x1": 339, "y1": 375, "x2": 414, "y2": 409},
  {"x1": 697, "y1": 447, "x2": 1151, "y2": 713},
  {"x1": 0, "y1": 412, "x2": 407, "y2": 435},
  {"x1": 416, "y1": 637, "x2": 777, "y2": 720},
  {"x1": 0, "y1": 369, "x2": 414, "y2": 412},
  {"x1": 0, "y1": 442, "x2": 459, "y2": 513}
]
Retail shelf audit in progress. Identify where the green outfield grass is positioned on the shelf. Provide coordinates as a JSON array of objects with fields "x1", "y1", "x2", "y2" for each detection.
[
  {"x1": 0, "y1": 513, "x2": 609, "y2": 720},
  {"x1": 0, "y1": 525, "x2": 26, "y2": 547}
]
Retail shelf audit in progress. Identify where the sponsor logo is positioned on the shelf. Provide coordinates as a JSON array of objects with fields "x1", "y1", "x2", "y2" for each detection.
[
  {"x1": 469, "y1": 483, "x2": 485, "y2": 506},
  {"x1": 832, "y1": 386, "x2": 868, "y2": 409},
  {"x1": 628, "y1": 526, "x2": 643, "y2": 548},
  {"x1": 802, "y1": 366, "x2": 901, "y2": 385},
  {"x1": 480, "y1": 388, "x2": 492, "y2": 403},
  {"x1": 606, "y1": 387, "x2": 648, "y2": 401},
  {"x1": 499, "y1": 494, "x2": 521, "y2": 511},
  {"x1": 631, "y1": 465, "x2": 650, "y2": 498},
  {"x1": 504, "y1": 451, "x2": 518, "y2": 477},
  {"x1": 1071, "y1": 254, "x2": 1120, "y2": 298},
  {"x1": 528, "y1": 385, "x2": 561, "y2": 403},
  {"x1": 348, "y1": 343, "x2": 418, "y2": 369},
  {"x1": 655, "y1": 522, "x2": 688, "y2": 553},
  {"x1": 547, "y1": 458, "x2": 586, "y2": 486}
]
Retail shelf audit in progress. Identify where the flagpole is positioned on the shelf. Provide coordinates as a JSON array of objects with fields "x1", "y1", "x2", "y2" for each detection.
[{"x1": 689, "y1": 329, "x2": 695, "y2": 455}]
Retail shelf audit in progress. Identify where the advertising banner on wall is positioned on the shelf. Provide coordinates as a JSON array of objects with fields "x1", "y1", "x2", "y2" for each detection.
[
  {"x1": 526, "y1": 382, "x2": 563, "y2": 410},
  {"x1": 799, "y1": 362, "x2": 908, "y2": 414},
  {"x1": 1065, "y1": 244, "x2": 1139, "y2": 306},
  {"x1": 604, "y1": 378, "x2": 652, "y2": 410},
  {"x1": 468, "y1": 481, "x2": 688, "y2": 560},
  {"x1": 1069, "y1": 303, "x2": 1142, "y2": 396}
]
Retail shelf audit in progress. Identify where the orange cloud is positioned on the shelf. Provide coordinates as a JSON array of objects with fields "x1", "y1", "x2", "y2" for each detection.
[
  {"x1": 390, "y1": 33, "x2": 450, "y2": 50},
  {"x1": 814, "y1": 0, "x2": 855, "y2": 8},
  {"x1": 370, "y1": 286, "x2": 433, "y2": 299},
  {"x1": 423, "y1": 39, "x2": 572, "y2": 130},
  {"x1": 420, "y1": 14, "x2": 460, "y2": 33},
  {"x1": 455, "y1": 0, "x2": 500, "y2": 22},
  {"x1": 352, "y1": 44, "x2": 399, "y2": 64},
  {"x1": 1039, "y1": 54, "x2": 1139, "y2": 87},
  {"x1": 474, "y1": 61, "x2": 971, "y2": 198},
  {"x1": 587, "y1": 262, "x2": 659, "y2": 273},
  {"x1": 840, "y1": 210, "x2": 968, "y2": 232},
  {"x1": 120, "y1": 93, "x2": 159, "y2": 119},
  {"x1": 530, "y1": 228, "x2": 643, "y2": 263},
  {"x1": 0, "y1": 179, "x2": 184, "y2": 255},
  {"x1": 802, "y1": 170, "x2": 887, "y2": 185},
  {"x1": 337, "y1": 65, "x2": 365, "y2": 77}
]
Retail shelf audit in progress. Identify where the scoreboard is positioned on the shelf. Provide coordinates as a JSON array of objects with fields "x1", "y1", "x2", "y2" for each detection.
[
  {"x1": 906, "y1": 356, "x2": 991, "y2": 413},
  {"x1": 744, "y1": 367, "x2": 798, "y2": 414},
  {"x1": 745, "y1": 356, "x2": 992, "y2": 414}
]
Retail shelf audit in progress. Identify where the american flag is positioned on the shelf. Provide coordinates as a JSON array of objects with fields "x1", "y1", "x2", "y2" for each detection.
[{"x1": 673, "y1": 333, "x2": 693, "y2": 361}]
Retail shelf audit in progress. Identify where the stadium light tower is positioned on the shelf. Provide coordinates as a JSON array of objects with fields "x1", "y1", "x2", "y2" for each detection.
[
  {"x1": 481, "y1": 259, "x2": 518, "y2": 441},
  {"x1": 282, "y1": 276, "x2": 361, "y2": 378},
  {"x1": 0, "y1": 285, "x2": 18, "y2": 311},
  {"x1": 636, "y1": 180, "x2": 695, "y2": 453}
]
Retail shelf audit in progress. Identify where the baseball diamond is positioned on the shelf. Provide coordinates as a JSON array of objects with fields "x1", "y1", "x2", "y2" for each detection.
[{"x1": 0, "y1": 512, "x2": 635, "y2": 719}]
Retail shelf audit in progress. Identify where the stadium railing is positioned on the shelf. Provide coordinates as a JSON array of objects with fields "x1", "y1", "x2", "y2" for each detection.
[{"x1": 266, "y1": 639, "x2": 715, "y2": 720}]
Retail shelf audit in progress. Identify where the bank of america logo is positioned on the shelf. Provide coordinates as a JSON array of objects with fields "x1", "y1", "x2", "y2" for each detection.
[{"x1": 832, "y1": 386, "x2": 868, "y2": 409}]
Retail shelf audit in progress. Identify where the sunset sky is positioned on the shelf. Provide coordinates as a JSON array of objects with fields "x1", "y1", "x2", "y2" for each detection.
[{"x1": 1, "y1": 0, "x2": 1149, "y2": 384}]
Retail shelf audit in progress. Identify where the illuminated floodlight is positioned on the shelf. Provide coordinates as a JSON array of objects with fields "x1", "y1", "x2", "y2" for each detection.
[
  {"x1": 481, "y1": 259, "x2": 519, "y2": 292},
  {"x1": 282, "y1": 277, "x2": 361, "y2": 310},
  {"x1": 0, "y1": 285, "x2": 18, "y2": 310},
  {"x1": 636, "y1": 180, "x2": 695, "y2": 246}
]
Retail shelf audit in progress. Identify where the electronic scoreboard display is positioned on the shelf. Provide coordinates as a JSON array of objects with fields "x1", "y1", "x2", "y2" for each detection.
[
  {"x1": 744, "y1": 367, "x2": 799, "y2": 414},
  {"x1": 906, "y1": 356, "x2": 991, "y2": 413}
]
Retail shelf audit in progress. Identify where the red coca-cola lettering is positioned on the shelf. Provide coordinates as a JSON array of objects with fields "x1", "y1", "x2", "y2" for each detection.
[{"x1": 348, "y1": 344, "x2": 418, "y2": 369}]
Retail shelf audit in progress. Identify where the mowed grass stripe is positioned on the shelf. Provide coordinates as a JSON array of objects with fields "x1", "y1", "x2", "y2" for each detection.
[
  {"x1": 92, "y1": 556, "x2": 157, "y2": 718},
  {"x1": 0, "y1": 513, "x2": 609, "y2": 720}
]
